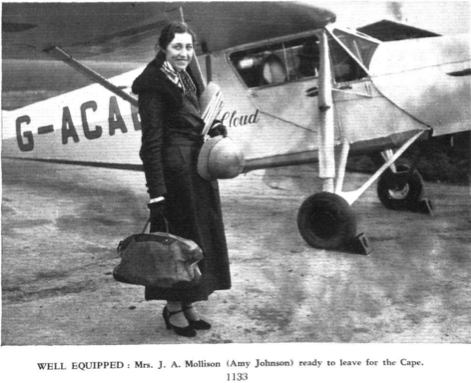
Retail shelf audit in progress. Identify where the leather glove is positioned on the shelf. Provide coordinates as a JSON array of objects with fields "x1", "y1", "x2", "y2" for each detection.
[
  {"x1": 208, "y1": 121, "x2": 228, "y2": 138},
  {"x1": 147, "y1": 200, "x2": 166, "y2": 221}
]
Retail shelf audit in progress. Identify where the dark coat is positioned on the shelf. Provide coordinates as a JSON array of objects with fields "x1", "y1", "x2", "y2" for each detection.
[{"x1": 132, "y1": 57, "x2": 231, "y2": 301}]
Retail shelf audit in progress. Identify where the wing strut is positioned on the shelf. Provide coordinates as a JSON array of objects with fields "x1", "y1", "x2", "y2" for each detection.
[
  {"x1": 338, "y1": 130, "x2": 427, "y2": 205},
  {"x1": 46, "y1": 46, "x2": 138, "y2": 106}
]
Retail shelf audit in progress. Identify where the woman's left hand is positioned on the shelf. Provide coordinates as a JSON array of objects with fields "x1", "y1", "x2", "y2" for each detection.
[{"x1": 208, "y1": 120, "x2": 228, "y2": 138}]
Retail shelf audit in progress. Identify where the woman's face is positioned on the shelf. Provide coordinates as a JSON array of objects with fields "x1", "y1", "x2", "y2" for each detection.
[{"x1": 164, "y1": 32, "x2": 194, "y2": 72}]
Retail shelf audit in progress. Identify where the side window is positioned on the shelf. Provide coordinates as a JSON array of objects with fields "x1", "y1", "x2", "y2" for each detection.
[
  {"x1": 329, "y1": 29, "x2": 378, "y2": 83},
  {"x1": 229, "y1": 36, "x2": 320, "y2": 88}
]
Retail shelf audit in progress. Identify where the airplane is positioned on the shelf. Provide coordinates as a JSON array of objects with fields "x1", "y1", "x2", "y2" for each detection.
[{"x1": 2, "y1": 2, "x2": 470, "y2": 253}]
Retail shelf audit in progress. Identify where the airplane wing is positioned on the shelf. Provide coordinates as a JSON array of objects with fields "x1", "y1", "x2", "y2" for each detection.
[
  {"x1": 2, "y1": 2, "x2": 336, "y2": 109},
  {"x1": 2, "y1": 2, "x2": 335, "y2": 62}
]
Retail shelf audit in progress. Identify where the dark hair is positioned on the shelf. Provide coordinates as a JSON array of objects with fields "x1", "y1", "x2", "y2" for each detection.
[{"x1": 158, "y1": 21, "x2": 196, "y2": 51}]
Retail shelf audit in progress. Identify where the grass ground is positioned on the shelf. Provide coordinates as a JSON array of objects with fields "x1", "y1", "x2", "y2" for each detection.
[{"x1": 347, "y1": 132, "x2": 470, "y2": 186}]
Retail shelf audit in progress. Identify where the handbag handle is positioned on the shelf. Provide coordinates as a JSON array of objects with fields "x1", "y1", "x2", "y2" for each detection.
[
  {"x1": 141, "y1": 217, "x2": 170, "y2": 235},
  {"x1": 141, "y1": 218, "x2": 151, "y2": 233}
]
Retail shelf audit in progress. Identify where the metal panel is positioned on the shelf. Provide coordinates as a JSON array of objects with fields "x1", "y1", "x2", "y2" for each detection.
[{"x1": 369, "y1": 34, "x2": 471, "y2": 136}]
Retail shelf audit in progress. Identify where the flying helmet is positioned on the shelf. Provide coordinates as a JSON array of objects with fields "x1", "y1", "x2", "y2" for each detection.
[{"x1": 197, "y1": 136, "x2": 246, "y2": 180}]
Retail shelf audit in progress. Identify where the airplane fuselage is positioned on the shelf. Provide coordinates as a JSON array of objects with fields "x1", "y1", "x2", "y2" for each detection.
[{"x1": 3, "y1": 27, "x2": 470, "y2": 172}]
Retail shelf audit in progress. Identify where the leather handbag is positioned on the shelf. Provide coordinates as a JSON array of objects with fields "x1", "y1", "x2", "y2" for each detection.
[{"x1": 113, "y1": 219, "x2": 203, "y2": 288}]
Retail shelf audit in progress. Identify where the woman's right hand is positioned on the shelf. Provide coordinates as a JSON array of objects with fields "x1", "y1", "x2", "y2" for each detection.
[{"x1": 148, "y1": 199, "x2": 166, "y2": 220}]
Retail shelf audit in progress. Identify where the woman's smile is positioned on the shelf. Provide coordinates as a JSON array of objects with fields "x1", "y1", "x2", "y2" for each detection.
[{"x1": 165, "y1": 32, "x2": 194, "y2": 72}]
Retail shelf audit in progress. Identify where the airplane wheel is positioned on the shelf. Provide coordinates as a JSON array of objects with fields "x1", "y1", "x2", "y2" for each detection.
[
  {"x1": 377, "y1": 164, "x2": 424, "y2": 210},
  {"x1": 297, "y1": 192, "x2": 357, "y2": 249}
]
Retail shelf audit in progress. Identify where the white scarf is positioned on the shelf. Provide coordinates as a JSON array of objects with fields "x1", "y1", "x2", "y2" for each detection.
[{"x1": 161, "y1": 60, "x2": 198, "y2": 108}]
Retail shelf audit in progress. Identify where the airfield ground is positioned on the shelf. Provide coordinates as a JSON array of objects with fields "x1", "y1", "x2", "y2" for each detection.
[{"x1": 2, "y1": 159, "x2": 470, "y2": 345}]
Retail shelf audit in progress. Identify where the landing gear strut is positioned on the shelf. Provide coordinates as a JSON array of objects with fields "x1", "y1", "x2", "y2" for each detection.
[
  {"x1": 298, "y1": 29, "x2": 431, "y2": 252},
  {"x1": 297, "y1": 131, "x2": 428, "y2": 252}
]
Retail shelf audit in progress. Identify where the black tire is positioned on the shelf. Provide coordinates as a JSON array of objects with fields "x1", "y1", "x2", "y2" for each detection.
[
  {"x1": 297, "y1": 192, "x2": 357, "y2": 249},
  {"x1": 377, "y1": 164, "x2": 424, "y2": 210}
]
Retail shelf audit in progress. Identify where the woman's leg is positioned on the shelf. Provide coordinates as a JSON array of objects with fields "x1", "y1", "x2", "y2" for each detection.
[
  {"x1": 166, "y1": 301, "x2": 189, "y2": 327},
  {"x1": 182, "y1": 301, "x2": 211, "y2": 330},
  {"x1": 163, "y1": 301, "x2": 197, "y2": 337},
  {"x1": 181, "y1": 301, "x2": 200, "y2": 321}
]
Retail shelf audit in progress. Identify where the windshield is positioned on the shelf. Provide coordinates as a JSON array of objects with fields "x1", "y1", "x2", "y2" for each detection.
[{"x1": 331, "y1": 28, "x2": 378, "y2": 69}]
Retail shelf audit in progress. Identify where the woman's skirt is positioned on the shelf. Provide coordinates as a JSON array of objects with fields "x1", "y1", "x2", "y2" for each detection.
[{"x1": 145, "y1": 141, "x2": 231, "y2": 301}]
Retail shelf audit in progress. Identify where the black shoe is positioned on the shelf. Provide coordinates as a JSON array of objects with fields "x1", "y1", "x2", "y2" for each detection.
[
  {"x1": 162, "y1": 306, "x2": 197, "y2": 337},
  {"x1": 183, "y1": 305, "x2": 212, "y2": 330}
]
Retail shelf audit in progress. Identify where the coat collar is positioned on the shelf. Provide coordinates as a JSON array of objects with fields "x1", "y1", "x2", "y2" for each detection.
[
  {"x1": 132, "y1": 56, "x2": 174, "y2": 94},
  {"x1": 132, "y1": 54, "x2": 200, "y2": 97}
]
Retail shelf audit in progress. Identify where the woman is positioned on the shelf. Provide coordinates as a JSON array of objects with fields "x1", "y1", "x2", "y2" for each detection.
[{"x1": 132, "y1": 21, "x2": 231, "y2": 338}]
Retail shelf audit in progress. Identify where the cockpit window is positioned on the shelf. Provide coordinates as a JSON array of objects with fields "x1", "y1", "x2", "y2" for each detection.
[
  {"x1": 328, "y1": 36, "x2": 367, "y2": 83},
  {"x1": 229, "y1": 36, "x2": 320, "y2": 88},
  {"x1": 332, "y1": 29, "x2": 378, "y2": 69},
  {"x1": 328, "y1": 28, "x2": 379, "y2": 83}
]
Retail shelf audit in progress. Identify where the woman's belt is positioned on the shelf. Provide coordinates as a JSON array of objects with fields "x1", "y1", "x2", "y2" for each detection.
[{"x1": 165, "y1": 134, "x2": 204, "y2": 147}]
